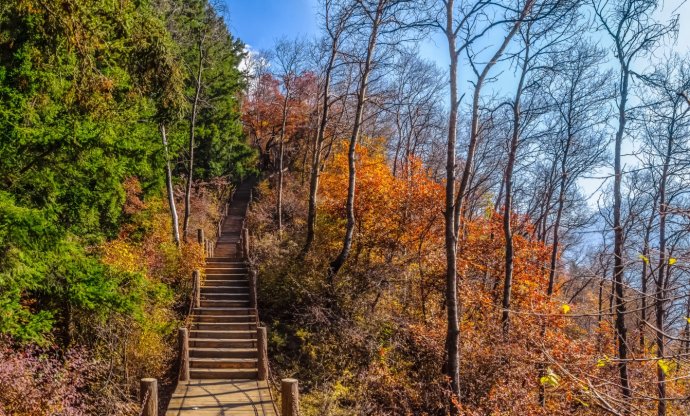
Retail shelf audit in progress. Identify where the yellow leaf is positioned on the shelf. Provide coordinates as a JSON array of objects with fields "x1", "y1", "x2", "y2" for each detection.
[
  {"x1": 540, "y1": 368, "x2": 560, "y2": 388},
  {"x1": 686, "y1": 317, "x2": 690, "y2": 324},
  {"x1": 658, "y1": 359, "x2": 673, "y2": 375},
  {"x1": 596, "y1": 355, "x2": 611, "y2": 367},
  {"x1": 669, "y1": 258, "x2": 677, "y2": 266},
  {"x1": 575, "y1": 397, "x2": 590, "y2": 408},
  {"x1": 561, "y1": 303, "x2": 571, "y2": 314},
  {"x1": 639, "y1": 254, "x2": 649, "y2": 264}
]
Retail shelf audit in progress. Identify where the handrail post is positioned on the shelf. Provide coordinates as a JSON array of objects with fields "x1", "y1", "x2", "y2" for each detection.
[
  {"x1": 179, "y1": 328, "x2": 189, "y2": 381},
  {"x1": 242, "y1": 228, "x2": 250, "y2": 259},
  {"x1": 249, "y1": 269, "x2": 257, "y2": 310},
  {"x1": 140, "y1": 378, "x2": 158, "y2": 416},
  {"x1": 217, "y1": 221, "x2": 222, "y2": 238},
  {"x1": 193, "y1": 270, "x2": 201, "y2": 309},
  {"x1": 281, "y1": 378, "x2": 300, "y2": 416},
  {"x1": 257, "y1": 326, "x2": 268, "y2": 381}
]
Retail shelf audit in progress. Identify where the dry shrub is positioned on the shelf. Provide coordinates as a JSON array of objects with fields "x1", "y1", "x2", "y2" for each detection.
[{"x1": 0, "y1": 340, "x2": 137, "y2": 415}]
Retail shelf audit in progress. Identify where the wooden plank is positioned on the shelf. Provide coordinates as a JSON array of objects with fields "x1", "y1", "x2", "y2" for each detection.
[{"x1": 166, "y1": 380, "x2": 277, "y2": 416}]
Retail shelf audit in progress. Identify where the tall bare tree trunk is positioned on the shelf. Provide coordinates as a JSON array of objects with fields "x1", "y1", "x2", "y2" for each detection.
[
  {"x1": 502, "y1": 37, "x2": 529, "y2": 336},
  {"x1": 329, "y1": 4, "x2": 382, "y2": 280},
  {"x1": 443, "y1": 0, "x2": 461, "y2": 404},
  {"x1": 639, "y1": 201, "x2": 655, "y2": 350},
  {"x1": 277, "y1": 93, "x2": 289, "y2": 234},
  {"x1": 654, "y1": 116, "x2": 674, "y2": 416},
  {"x1": 613, "y1": 68, "x2": 631, "y2": 403},
  {"x1": 183, "y1": 40, "x2": 204, "y2": 240},
  {"x1": 453, "y1": 0, "x2": 535, "y2": 238},
  {"x1": 161, "y1": 123, "x2": 180, "y2": 246},
  {"x1": 304, "y1": 28, "x2": 340, "y2": 254}
]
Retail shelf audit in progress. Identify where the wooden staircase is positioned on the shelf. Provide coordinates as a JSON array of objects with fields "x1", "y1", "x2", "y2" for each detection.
[
  {"x1": 165, "y1": 181, "x2": 281, "y2": 415},
  {"x1": 188, "y1": 186, "x2": 258, "y2": 381}
]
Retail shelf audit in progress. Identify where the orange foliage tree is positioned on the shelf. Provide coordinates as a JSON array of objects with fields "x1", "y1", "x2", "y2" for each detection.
[
  {"x1": 242, "y1": 72, "x2": 317, "y2": 172},
  {"x1": 314, "y1": 140, "x2": 606, "y2": 414}
]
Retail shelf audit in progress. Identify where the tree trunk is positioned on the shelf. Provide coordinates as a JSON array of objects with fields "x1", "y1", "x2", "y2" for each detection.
[
  {"x1": 640, "y1": 203, "x2": 655, "y2": 350},
  {"x1": 453, "y1": 0, "x2": 536, "y2": 239},
  {"x1": 161, "y1": 123, "x2": 180, "y2": 246},
  {"x1": 277, "y1": 92, "x2": 289, "y2": 234},
  {"x1": 443, "y1": 0, "x2": 461, "y2": 405},
  {"x1": 304, "y1": 40, "x2": 338, "y2": 254},
  {"x1": 613, "y1": 68, "x2": 631, "y2": 403},
  {"x1": 655, "y1": 113, "x2": 674, "y2": 416},
  {"x1": 502, "y1": 36, "x2": 529, "y2": 336},
  {"x1": 183, "y1": 40, "x2": 204, "y2": 240}
]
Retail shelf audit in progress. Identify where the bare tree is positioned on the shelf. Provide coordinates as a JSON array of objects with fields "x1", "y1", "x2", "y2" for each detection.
[
  {"x1": 179, "y1": 1, "x2": 228, "y2": 240},
  {"x1": 637, "y1": 56, "x2": 690, "y2": 415},
  {"x1": 592, "y1": 0, "x2": 677, "y2": 405},
  {"x1": 329, "y1": 0, "x2": 413, "y2": 279},
  {"x1": 436, "y1": 0, "x2": 546, "y2": 403},
  {"x1": 273, "y1": 38, "x2": 307, "y2": 234},
  {"x1": 541, "y1": 44, "x2": 611, "y2": 297},
  {"x1": 388, "y1": 51, "x2": 445, "y2": 177},
  {"x1": 303, "y1": 0, "x2": 354, "y2": 254},
  {"x1": 161, "y1": 123, "x2": 181, "y2": 246}
]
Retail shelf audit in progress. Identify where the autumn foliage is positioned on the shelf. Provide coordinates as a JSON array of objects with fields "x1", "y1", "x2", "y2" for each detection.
[
  {"x1": 246, "y1": 140, "x2": 624, "y2": 414},
  {"x1": 242, "y1": 72, "x2": 317, "y2": 171}
]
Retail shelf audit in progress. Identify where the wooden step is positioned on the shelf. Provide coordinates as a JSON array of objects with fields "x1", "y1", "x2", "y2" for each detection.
[
  {"x1": 189, "y1": 357, "x2": 257, "y2": 369},
  {"x1": 204, "y1": 280, "x2": 248, "y2": 288},
  {"x1": 205, "y1": 271, "x2": 248, "y2": 276},
  {"x1": 191, "y1": 329, "x2": 256, "y2": 339},
  {"x1": 193, "y1": 314, "x2": 256, "y2": 323},
  {"x1": 189, "y1": 347, "x2": 257, "y2": 359},
  {"x1": 190, "y1": 338, "x2": 256, "y2": 348},
  {"x1": 205, "y1": 273, "x2": 248, "y2": 279},
  {"x1": 194, "y1": 307, "x2": 254, "y2": 316},
  {"x1": 206, "y1": 258, "x2": 243, "y2": 263},
  {"x1": 205, "y1": 267, "x2": 248, "y2": 272},
  {"x1": 193, "y1": 322, "x2": 256, "y2": 331},
  {"x1": 201, "y1": 285, "x2": 249, "y2": 293},
  {"x1": 200, "y1": 293, "x2": 249, "y2": 300},
  {"x1": 200, "y1": 299, "x2": 249, "y2": 308},
  {"x1": 206, "y1": 263, "x2": 246, "y2": 268},
  {"x1": 190, "y1": 368, "x2": 258, "y2": 380}
]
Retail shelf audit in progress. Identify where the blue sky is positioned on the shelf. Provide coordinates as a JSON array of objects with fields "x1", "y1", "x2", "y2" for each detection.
[
  {"x1": 224, "y1": 0, "x2": 689, "y2": 76},
  {"x1": 225, "y1": 0, "x2": 320, "y2": 52},
  {"x1": 224, "y1": 0, "x2": 450, "y2": 66}
]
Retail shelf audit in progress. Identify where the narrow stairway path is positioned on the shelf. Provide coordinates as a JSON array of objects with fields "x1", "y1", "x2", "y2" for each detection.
[{"x1": 166, "y1": 182, "x2": 277, "y2": 416}]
